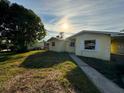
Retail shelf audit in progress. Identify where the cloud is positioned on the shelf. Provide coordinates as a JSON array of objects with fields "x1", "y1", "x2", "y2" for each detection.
[{"x1": 11, "y1": 0, "x2": 124, "y2": 39}]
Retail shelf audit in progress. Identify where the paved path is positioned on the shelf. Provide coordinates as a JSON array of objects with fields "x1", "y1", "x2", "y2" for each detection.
[{"x1": 70, "y1": 54, "x2": 124, "y2": 93}]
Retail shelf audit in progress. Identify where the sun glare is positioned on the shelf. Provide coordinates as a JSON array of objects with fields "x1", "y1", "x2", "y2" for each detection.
[
  {"x1": 57, "y1": 17, "x2": 73, "y2": 32},
  {"x1": 62, "y1": 23, "x2": 69, "y2": 30}
]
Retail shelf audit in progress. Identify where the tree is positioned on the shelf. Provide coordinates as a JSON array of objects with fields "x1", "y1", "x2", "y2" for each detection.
[
  {"x1": 0, "y1": 0, "x2": 10, "y2": 36},
  {"x1": 0, "y1": 0, "x2": 46, "y2": 52},
  {"x1": 59, "y1": 32, "x2": 64, "y2": 39},
  {"x1": 56, "y1": 32, "x2": 64, "y2": 39}
]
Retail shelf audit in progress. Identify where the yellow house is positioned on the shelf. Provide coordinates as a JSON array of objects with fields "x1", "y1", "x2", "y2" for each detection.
[
  {"x1": 111, "y1": 35, "x2": 124, "y2": 54},
  {"x1": 47, "y1": 30, "x2": 124, "y2": 61}
]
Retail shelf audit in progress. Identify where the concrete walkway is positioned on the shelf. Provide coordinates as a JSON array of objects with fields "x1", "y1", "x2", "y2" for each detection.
[{"x1": 70, "y1": 54, "x2": 124, "y2": 93}]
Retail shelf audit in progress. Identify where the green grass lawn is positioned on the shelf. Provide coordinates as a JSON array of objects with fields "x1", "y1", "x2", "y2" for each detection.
[
  {"x1": 0, "y1": 50, "x2": 100, "y2": 93},
  {"x1": 79, "y1": 56, "x2": 124, "y2": 88}
]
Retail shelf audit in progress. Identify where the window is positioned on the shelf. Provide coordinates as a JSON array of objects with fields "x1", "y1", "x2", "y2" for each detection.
[
  {"x1": 70, "y1": 42, "x2": 75, "y2": 47},
  {"x1": 84, "y1": 40, "x2": 96, "y2": 50},
  {"x1": 52, "y1": 42, "x2": 55, "y2": 46}
]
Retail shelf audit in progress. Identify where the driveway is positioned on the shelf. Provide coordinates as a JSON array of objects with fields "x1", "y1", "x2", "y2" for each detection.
[
  {"x1": 70, "y1": 54, "x2": 124, "y2": 93},
  {"x1": 111, "y1": 54, "x2": 124, "y2": 64}
]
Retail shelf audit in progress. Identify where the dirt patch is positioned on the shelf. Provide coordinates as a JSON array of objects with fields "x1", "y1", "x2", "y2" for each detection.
[{"x1": 2, "y1": 70, "x2": 76, "y2": 93}]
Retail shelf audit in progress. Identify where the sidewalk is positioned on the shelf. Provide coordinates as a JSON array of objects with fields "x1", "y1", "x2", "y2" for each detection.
[{"x1": 70, "y1": 54, "x2": 124, "y2": 93}]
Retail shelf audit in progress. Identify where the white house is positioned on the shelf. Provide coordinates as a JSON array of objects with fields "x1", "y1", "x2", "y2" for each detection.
[
  {"x1": 28, "y1": 41, "x2": 45, "y2": 50},
  {"x1": 47, "y1": 30, "x2": 124, "y2": 61},
  {"x1": 47, "y1": 37, "x2": 65, "y2": 52}
]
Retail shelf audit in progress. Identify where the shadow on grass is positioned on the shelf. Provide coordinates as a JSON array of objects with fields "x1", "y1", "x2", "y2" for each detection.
[
  {"x1": 66, "y1": 67, "x2": 100, "y2": 93},
  {"x1": 0, "y1": 54, "x2": 24, "y2": 64},
  {"x1": 0, "y1": 52, "x2": 16, "y2": 63},
  {"x1": 0, "y1": 56, "x2": 11, "y2": 62},
  {"x1": 19, "y1": 51, "x2": 100, "y2": 93},
  {"x1": 0, "y1": 51, "x2": 101, "y2": 93},
  {"x1": 20, "y1": 51, "x2": 70, "y2": 68}
]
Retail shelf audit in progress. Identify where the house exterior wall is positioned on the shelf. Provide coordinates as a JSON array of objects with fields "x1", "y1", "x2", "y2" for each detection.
[
  {"x1": 111, "y1": 39, "x2": 124, "y2": 54},
  {"x1": 111, "y1": 40, "x2": 118, "y2": 54},
  {"x1": 65, "y1": 40, "x2": 75, "y2": 53},
  {"x1": 48, "y1": 40, "x2": 65, "y2": 52},
  {"x1": 75, "y1": 34, "x2": 111, "y2": 60}
]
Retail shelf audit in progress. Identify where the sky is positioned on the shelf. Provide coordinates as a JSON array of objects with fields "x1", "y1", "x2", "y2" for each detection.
[{"x1": 10, "y1": 0, "x2": 124, "y2": 40}]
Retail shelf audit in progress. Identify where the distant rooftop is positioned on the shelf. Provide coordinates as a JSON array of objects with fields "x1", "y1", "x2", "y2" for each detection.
[{"x1": 47, "y1": 37, "x2": 65, "y2": 42}]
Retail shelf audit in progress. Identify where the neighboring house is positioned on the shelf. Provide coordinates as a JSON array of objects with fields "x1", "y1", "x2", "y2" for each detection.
[
  {"x1": 111, "y1": 34, "x2": 124, "y2": 54},
  {"x1": 47, "y1": 30, "x2": 124, "y2": 61},
  {"x1": 47, "y1": 37, "x2": 65, "y2": 52},
  {"x1": 28, "y1": 41, "x2": 45, "y2": 50}
]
